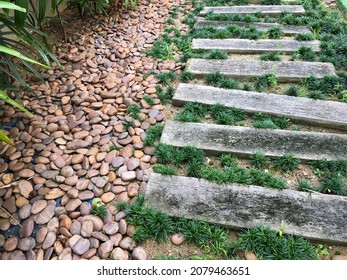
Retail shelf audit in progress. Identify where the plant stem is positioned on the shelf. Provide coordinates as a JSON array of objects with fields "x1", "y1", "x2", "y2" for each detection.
[
  {"x1": 0, "y1": 206, "x2": 22, "y2": 227},
  {"x1": 29, "y1": 0, "x2": 39, "y2": 22}
]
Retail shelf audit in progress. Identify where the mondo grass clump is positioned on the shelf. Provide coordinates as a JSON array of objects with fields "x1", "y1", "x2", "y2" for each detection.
[
  {"x1": 124, "y1": 196, "x2": 230, "y2": 256},
  {"x1": 252, "y1": 113, "x2": 291, "y2": 130},
  {"x1": 175, "y1": 102, "x2": 294, "y2": 129},
  {"x1": 310, "y1": 159, "x2": 347, "y2": 175},
  {"x1": 205, "y1": 71, "x2": 224, "y2": 86},
  {"x1": 143, "y1": 96, "x2": 155, "y2": 106},
  {"x1": 218, "y1": 79, "x2": 240, "y2": 90},
  {"x1": 251, "y1": 152, "x2": 270, "y2": 169},
  {"x1": 175, "y1": 102, "x2": 208, "y2": 122},
  {"x1": 124, "y1": 196, "x2": 317, "y2": 259},
  {"x1": 175, "y1": 102, "x2": 247, "y2": 125},
  {"x1": 285, "y1": 85, "x2": 300, "y2": 96},
  {"x1": 294, "y1": 33, "x2": 315, "y2": 41},
  {"x1": 153, "y1": 165, "x2": 177, "y2": 176},
  {"x1": 144, "y1": 124, "x2": 164, "y2": 146},
  {"x1": 90, "y1": 203, "x2": 108, "y2": 219},
  {"x1": 209, "y1": 104, "x2": 247, "y2": 125},
  {"x1": 272, "y1": 154, "x2": 301, "y2": 172},
  {"x1": 155, "y1": 144, "x2": 205, "y2": 167},
  {"x1": 301, "y1": 75, "x2": 347, "y2": 98},
  {"x1": 261, "y1": 0, "x2": 281, "y2": 4},
  {"x1": 292, "y1": 46, "x2": 316, "y2": 61},
  {"x1": 259, "y1": 53, "x2": 282, "y2": 61},
  {"x1": 155, "y1": 71, "x2": 177, "y2": 86},
  {"x1": 297, "y1": 180, "x2": 317, "y2": 192},
  {"x1": 156, "y1": 85, "x2": 175, "y2": 104},
  {"x1": 319, "y1": 174, "x2": 347, "y2": 196},
  {"x1": 180, "y1": 71, "x2": 194, "y2": 82},
  {"x1": 267, "y1": 27, "x2": 284, "y2": 39},
  {"x1": 204, "y1": 72, "x2": 241, "y2": 90},
  {"x1": 126, "y1": 104, "x2": 142, "y2": 120},
  {"x1": 228, "y1": 225, "x2": 318, "y2": 260},
  {"x1": 155, "y1": 144, "x2": 287, "y2": 190},
  {"x1": 254, "y1": 71, "x2": 278, "y2": 91},
  {"x1": 204, "y1": 49, "x2": 228, "y2": 59}
]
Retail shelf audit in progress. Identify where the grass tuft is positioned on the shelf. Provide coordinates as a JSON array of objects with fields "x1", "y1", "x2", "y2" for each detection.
[
  {"x1": 251, "y1": 152, "x2": 270, "y2": 169},
  {"x1": 228, "y1": 226, "x2": 318, "y2": 260},
  {"x1": 205, "y1": 71, "x2": 225, "y2": 86},
  {"x1": 205, "y1": 49, "x2": 228, "y2": 59},
  {"x1": 144, "y1": 124, "x2": 164, "y2": 146},
  {"x1": 272, "y1": 154, "x2": 301, "y2": 172},
  {"x1": 153, "y1": 165, "x2": 177, "y2": 175},
  {"x1": 285, "y1": 85, "x2": 299, "y2": 96},
  {"x1": 267, "y1": 27, "x2": 284, "y2": 39},
  {"x1": 260, "y1": 53, "x2": 282, "y2": 61},
  {"x1": 254, "y1": 71, "x2": 278, "y2": 91},
  {"x1": 180, "y1": 71, "x2": 194, "y2": 82},
  {"x1": 90, "y1": 204, "x2": 108, "y2": 219},
  {"x1": 295, "y1": 33, "x2": 315, "y2": 41},
  {"x1": 319, "y1": 174, "x2": 347, "y2": 196},
  {"x1": 292, "y1": 46, "x2": 316, "y2": 61}
]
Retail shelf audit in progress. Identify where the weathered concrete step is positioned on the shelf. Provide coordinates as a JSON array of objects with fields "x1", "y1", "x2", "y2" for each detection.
[
  {"x1": 192, "y1": 39, "x2": 320, "y2": 54},
  {"x1": 146, "y1": 173, "x2": 347, "y2": 244},
  {"x1": 161, "y1": 121, "x2": 347, "y2": 161},
  {"x1": 172, "y1": 83, "x2": 347, "y2": 130},
  {"x1": 186, "y1": 59, "x2": 336, "y2": 82},
  {"x1": 200, "y1": 5, "x2": 305, "y2": 16},
  {"x1": 194, "y1": 18, "x2": 311, "y2": 35}
]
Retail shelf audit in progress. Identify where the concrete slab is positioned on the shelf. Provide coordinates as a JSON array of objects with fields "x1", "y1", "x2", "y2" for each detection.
[
  {"x1": 161, "y1": 121, "x2": 347, "y2": 161},
  {"x1": 200, "y1": 5, "x2": 305, "y2": 16},
  {"x1": 146, "y1": 173, "x2": 347, "y2": 244},
  {"x1": 172, "y1": 83, "x2": 347, "y2": 130},
  {"x1": 186, "y1": 59, "x2": 336, "y2": 82},
  {"x1": 192, "y1": 38, "x2": 320, "y2": 53},
  {"x1": 194, "y1": 18, "x2": 311, "y2": 34}
]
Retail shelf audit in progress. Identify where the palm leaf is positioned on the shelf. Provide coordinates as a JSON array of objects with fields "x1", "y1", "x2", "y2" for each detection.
[
  {"x1": 0, "y1": 45, "x2": 50, "y2": 69},
  {"x1": 0, "y1": 1, "x2": 26, "y2": 12},
  {"x1": 0, "y1": 129, "x2": 13, "y2": 145},
  {"x1": 37, "y1": 0, "x2": 47, "y2": 26},
  {"x1": 14, "y1": 0, "x2": 28, "y2": 30},
  {"x1": 0, "y1": 89, "x2": 34, "y2": 116}
]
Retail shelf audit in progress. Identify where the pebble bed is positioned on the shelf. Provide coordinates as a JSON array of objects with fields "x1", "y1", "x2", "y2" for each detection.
[{"x1": 0, "y1": 0, "x2": 190, "y2": 260}]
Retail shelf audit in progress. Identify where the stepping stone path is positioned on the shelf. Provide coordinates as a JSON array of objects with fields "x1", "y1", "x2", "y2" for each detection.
[
  {"x1": 0, "y1": 0, "x2": 189, "y2": 261},
  {"x1": 147, "y1": 173, "x2": 347, "y2": 244},
  {"x1": 194, "y1": 18, "x2": 311, "y2": 35},
  {"x1": 173, "y1": 83, "x2": 347, "y2": 130},
  {"x1": 192, "y1": 39, "x2": 321, "y2": 54},
  {"x1": 146, "y1": 2, "x2": 347, "y2": 245},
  {"x1": 200, "y1": 5, "x2": 305, "y2": 16},
  {"x1": 186, "y1": 59, "x2": 336, "y2": 82},
  {"x1": 161, "y1": 121, "x2": 347, "y2": 161}
]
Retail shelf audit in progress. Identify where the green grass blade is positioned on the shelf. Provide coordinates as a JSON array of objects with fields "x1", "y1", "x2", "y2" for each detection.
[
  {"x1": 38, "y1": 0, "x2": 47, "y2": 26},
  {"x1": 14, "y1": 0, "x2": 28, "y2": 29},
  {"x1": 0, "y1": 1, "x2": 26, "y2": 12},
  {"x1": 0, "y1": 45, "x2": 50, "y2": 69},
  {"x1": 0, "y1": 89, "x2": 34, "y2": 116},
  {"x1": 0, "y1": 129, "x2": 13, "y2": 145}
]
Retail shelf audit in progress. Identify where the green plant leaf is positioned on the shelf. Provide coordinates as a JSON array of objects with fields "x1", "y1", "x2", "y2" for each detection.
[
  {"x1": 38, "y1": 0, "x2": 47, "y2": 26},
  {"x1": 0, "y1": 129, "x2": 13, "y2": 145},
  {"x1": 0, "y1": 45, "x2": 50, "y2": 69},
  {"x1": 0, "y1": 1, "x2": 26, "y2": 12},
  {"x1": 0, "y1": 89, "x2": 34, "y2": 116},
  {"x1": 14, "y1": 0, "x2": 28, "y2": 29}
]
